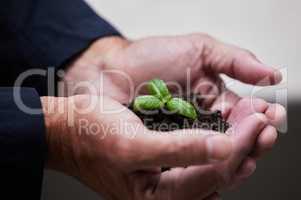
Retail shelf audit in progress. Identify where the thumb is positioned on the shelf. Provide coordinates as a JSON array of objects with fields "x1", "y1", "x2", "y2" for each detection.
[
  {"x1": 196, "y1": 34, "x2": 282, "y2": 85},
  {"x1": 137, "y1": 128, "x2": 232, "y2": 168}
]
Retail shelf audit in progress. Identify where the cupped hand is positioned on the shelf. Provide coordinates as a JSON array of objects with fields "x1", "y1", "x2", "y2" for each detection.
[
  {"x1": 42, "y1": 95, "x2": 284, "y2": 200},
  {"x1": 63, "y1": 34, "x2": 281, "y2": 101},
  {"x1": 61, "y1": 34, "x2": 286, "y2": 198},
  {"x1": 42, "y1": 95, "x2": 233, "y2": 200}
]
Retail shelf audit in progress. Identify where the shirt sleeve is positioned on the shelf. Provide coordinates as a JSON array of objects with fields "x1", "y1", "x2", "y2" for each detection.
[
  {"x1": 0, "y1": 0, "x2": 121, "y2": 96},
  {"x1": 0, "y1": 87, "x2": 46, "y2": 199}
]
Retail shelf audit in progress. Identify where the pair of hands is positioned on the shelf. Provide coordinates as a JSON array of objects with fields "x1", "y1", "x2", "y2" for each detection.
[{"x1": 42, "y1": 34, "x2": 286, "y2": 200}]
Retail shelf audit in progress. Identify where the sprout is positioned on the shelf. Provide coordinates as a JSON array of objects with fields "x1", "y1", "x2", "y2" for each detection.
[
  {"x1": 148, "y1": 79, "x2": 172, "y2": 103},
  {"x1": 166, "y1": 97, "x2": 197, "y2": 120},
  {"x1": 133, "y1": 79, "x2": 198, "y2": 120},
  {"x1": 133, "y1": 95, "x2": 164, "y2": 111}
]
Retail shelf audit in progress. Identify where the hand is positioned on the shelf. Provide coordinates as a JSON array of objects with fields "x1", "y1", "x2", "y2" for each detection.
[
  {"x1": 61, "y1": 34, "x2": 281, "y2": 102},
  {"x1": 41, "y1": 95, "x2": 234, "y2": 200},
  {"x1": 61, "y1": 34, "x2": 286, "y2": 198},
  {"x1": 41, "y1": 95, "x2": 278, "y2": 200}
]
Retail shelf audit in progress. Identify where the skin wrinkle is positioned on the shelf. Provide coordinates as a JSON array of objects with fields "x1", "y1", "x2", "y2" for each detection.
[
  {"x1": 187, "y1": 35, "x2": 204, "y2": 74},
  {"x1": 45, "y1": 34, "x2": 285, "y2": 200},
  {"x1": 205, "y1": 79, "x2": 224, "y2": 110},
  {"x1": 133, "y1": 170, "x2": 161, "y2": 199},
  {"x1": 238, "y1": 115, "x2": 267, "y2": 157},
  {"x1": 172, "y1": 168, "x2": 186, "y2": 199},
  {"x1": 229, "y1": 55, "x2": 237, "y2": 81},
  {"x1": 166, "y1": 170, "x2": 179, "y2": 200},
  {"x1": 201, "y1": 43, "x2": 215, "y2": 74}
]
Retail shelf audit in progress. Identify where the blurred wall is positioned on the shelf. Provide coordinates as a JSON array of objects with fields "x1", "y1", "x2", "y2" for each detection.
[
  {"x1": 43, "y1": 0, "x2": 300, "y2": 199},
  {"x1": 86, "y1": 0, "x2": 298, "y2": 101}
]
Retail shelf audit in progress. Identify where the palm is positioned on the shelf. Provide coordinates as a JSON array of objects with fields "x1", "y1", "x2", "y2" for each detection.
[
  {"x1": 72, "y1": 96, "x2": 271, "y2": 200},
  {"x1": 98, "y1": 35, "x2": 284, "y2": 199},
  {"x1": 63, "y1": 34, "x2": 285, "y2": 199}
]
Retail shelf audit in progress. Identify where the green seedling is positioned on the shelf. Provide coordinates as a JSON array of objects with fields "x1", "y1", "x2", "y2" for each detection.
[
  {"x1": 166, "y1": 97, "x2": 197, "y2": 120},
  {"x1": 133, "y1": 79, "x2": 197, "y2": 120},
  {"x1": 148, "y1": 79, "x2": 172, "y2": 103},
  {"x1": 133, "y1": 95, "x2": 164, "y2": 111}
]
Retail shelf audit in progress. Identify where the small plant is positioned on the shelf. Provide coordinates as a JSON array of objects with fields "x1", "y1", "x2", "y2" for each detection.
[
  {"x1": 130, "y1": 78, "x2": 230, "y2": 134},
  {"x1": 132, "y1": 79, "x2": 230, "y2": 172},
  {"x1": 133, "y1": 79, "x2": 197, "y2": 119}
]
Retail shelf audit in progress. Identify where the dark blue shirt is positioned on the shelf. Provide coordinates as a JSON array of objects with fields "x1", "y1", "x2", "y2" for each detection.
[{"x1": 0, "y1": 0, "x2": 121, "y2": 198}]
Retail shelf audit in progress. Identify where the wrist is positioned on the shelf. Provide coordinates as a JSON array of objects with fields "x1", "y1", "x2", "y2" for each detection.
[
  {"x1": 78, "y1": 36, "x2": 129, "y2": 68},
  {"x1": 91, "y1": 36, "x2": 129, "y2": 58},
  {"x1": 41, "y1": 96, "x2": 77, "y2": 176}
]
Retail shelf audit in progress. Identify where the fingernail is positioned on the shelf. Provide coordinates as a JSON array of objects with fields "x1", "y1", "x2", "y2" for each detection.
[
  {"x1": 265, "y1": 104, "x2": 287, "y2": 129},
  {"x1": 206, "y1": 135, "x2": 232, "y2": 162},
  {"x1": 274, "y1": 70, "x2": 282, "y2": 84}
]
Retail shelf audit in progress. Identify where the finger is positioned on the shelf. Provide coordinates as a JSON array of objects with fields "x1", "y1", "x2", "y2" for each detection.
[
  {"x1": 227, "y1": 98, "x2": 268, "y2": 124},
  {"x1": 234, "y1": 157, "x2": 257, "y2": 180},
  {"x1": 137, "y1": 129, "x2": 232, "y2": 168},
  {"x1": 201, "y1": 37, "x2": 282, "y2": 85},
  {"x1": 265, "y1": 103, "x2": 287, "y2": 129},
  {"x1": 212, "y1": 98, "x2": 282, "y2": 161},
  {"x1": 251, "y1": 125, "x2": 278, "y2": 159},
  {"x1": 226, "y1": 99, "x2": 284, "y2": 159},
  {"x1": 230, "y1": 113, "x2": 268, "y2": 153},
  {"x1": 226, "y1": 157, "x2": 256, "y2": 190},
  {"x1": 191, "y1": 76, "x2": 241, "y2": 118},
  {"x1": 228, "y1": 158, "x2": 256, "y2": 190},
  {"x1": 154, "y1": 114, "x2": 267, "y2": 200},
  {"x1": 225, "y1": 113, "x2": 267, "y2": 174},
  {"x1": 154, "y1": 166, "x2": 220, "y2": 200}
]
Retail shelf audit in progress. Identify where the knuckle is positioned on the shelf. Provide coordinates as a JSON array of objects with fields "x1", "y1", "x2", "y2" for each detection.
[
  {"x1": 251, "y1": 98, "x2": 268, "y2": 112},
  {"x1": 251, "y1": 113, "x2": 268, "y2": 127},
  {"x1": 237, "y1": 97, "x2": 269, "y2": 114},
  {"x1": 173, "y1": 136, "x2": 206, "y2": 163},
  {"x1": 166, "y1": 138, "x2": 193, "y2": 162},
  {"x1": 163, "y1": 139, "x2": 182, "y2": 161},
  {"x1": 175, "y1": 140, "x2": 190, "y2": 155}
]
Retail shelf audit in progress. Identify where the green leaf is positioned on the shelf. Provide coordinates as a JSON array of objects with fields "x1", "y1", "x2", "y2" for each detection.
[
  {"x1": 166, "y1": 98, "x2": 197, "y2": 120},
  {"x1": 147, "y1": 79, "x2": 172, "y2": 103},
  {"x1": 133, "y1": 95, "x2": 164, "y2": 111}
]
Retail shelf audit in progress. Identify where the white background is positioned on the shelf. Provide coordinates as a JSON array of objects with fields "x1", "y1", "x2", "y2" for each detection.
[{"x1": 86, "y1": 0, "x2": 299, "y2": 101}]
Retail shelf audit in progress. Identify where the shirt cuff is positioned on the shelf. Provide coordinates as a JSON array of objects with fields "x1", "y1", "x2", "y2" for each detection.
[{"x1": 0, "y1": 87, "x2": 46, "y2": 199}]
